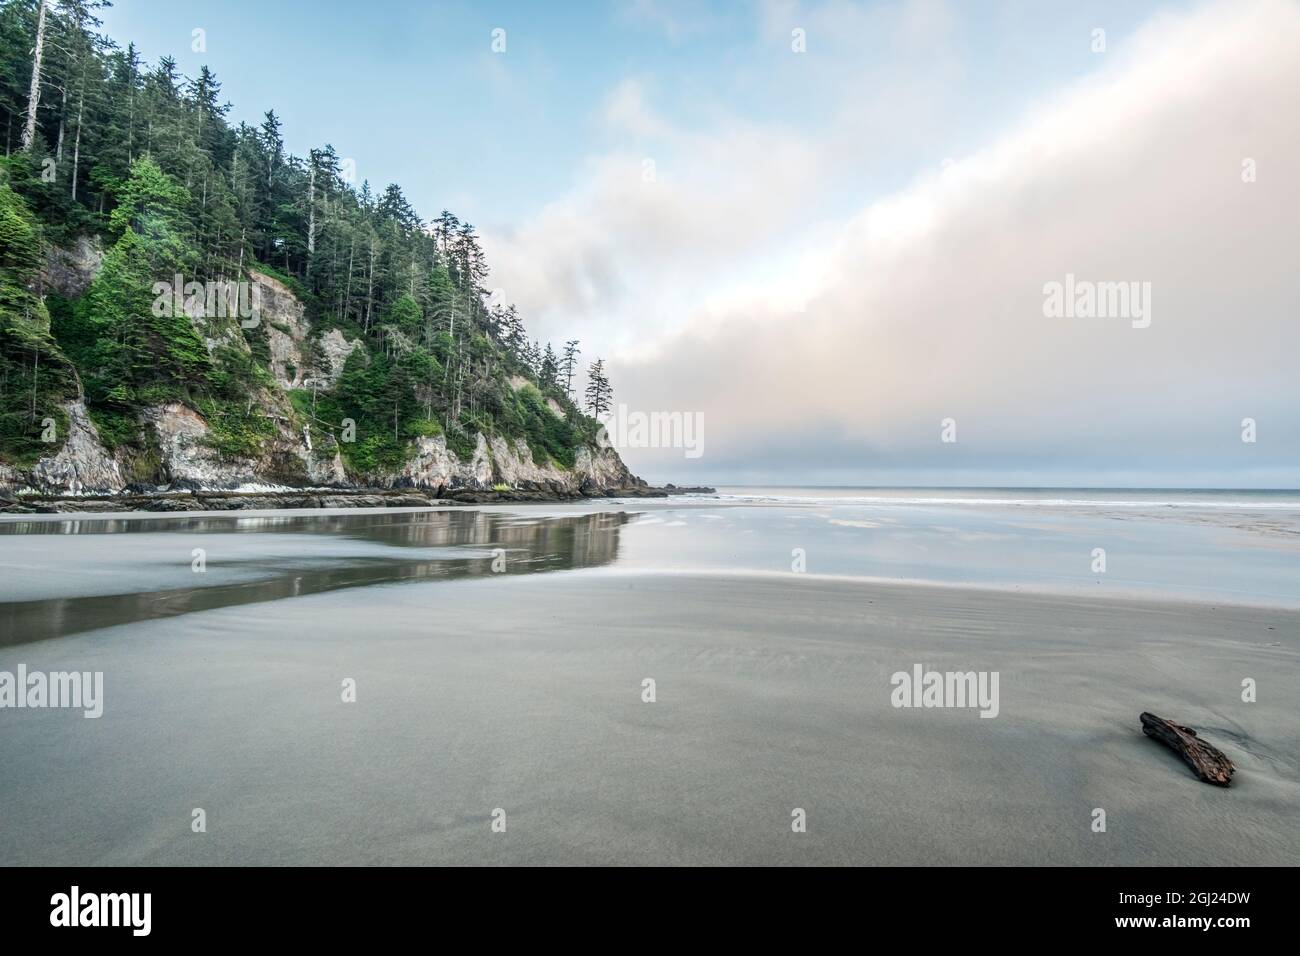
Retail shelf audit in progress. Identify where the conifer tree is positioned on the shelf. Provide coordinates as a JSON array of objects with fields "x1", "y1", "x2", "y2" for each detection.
[
  {"x1": 562, "y1": 340, "x2": 580, "y2": 398},
  {"x1": 585, "y1": 359, "x2": 612, "y2": 418}
]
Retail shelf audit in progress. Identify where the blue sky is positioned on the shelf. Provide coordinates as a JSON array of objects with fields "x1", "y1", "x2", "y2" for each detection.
[{"x1": 102, "y1": 0, "x2": 1161, "y2": 229}]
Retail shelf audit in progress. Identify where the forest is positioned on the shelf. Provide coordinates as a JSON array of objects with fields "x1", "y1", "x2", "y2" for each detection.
[{"x1": 0, "y1": 0, "x2": 615, "y2": 478}]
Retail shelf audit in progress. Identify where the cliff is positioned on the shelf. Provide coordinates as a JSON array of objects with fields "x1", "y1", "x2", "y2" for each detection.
[{"x1": 1, "y1": 253, "x2": 646, "y2": 501}]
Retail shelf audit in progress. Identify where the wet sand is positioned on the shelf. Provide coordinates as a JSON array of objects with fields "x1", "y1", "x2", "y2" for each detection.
[{"x1": 1, "y1": 570, "x2": 1296, "y2": 866}]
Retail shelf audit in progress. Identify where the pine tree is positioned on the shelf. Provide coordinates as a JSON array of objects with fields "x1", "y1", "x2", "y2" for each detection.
[
  {"x1": 562, "y1": 340, "x2": 580, "y2": 398},
  {"x1": 585, "y1": 359, "x2": 612, "y2": 418},
  {"x1": 539, "y1": 343, "x2": 559, "y2": 392},
  {"x1": 19, "y1": 0, "x2": 47, "y2": 151}
]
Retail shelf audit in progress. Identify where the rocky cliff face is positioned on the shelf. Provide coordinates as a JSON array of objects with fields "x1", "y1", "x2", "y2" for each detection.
[
  {"x1": 27, "y1": 401, "x2": 123, "y2": 492},
  {"x1": 255, "y1": 270, "x2": 313, "y2": 390},
  {"x1": 39, "y1": 235, "x2": 103, "y2": 299},
  {"x1": 374, "y1": 432, "x2": 641, "y2": 495},
  {"x1": 2, "y1": 255, "x2": 645, "y2": 498},
  {"x1": 141, "y1": 401, "x2": 347, "y2": 489}
]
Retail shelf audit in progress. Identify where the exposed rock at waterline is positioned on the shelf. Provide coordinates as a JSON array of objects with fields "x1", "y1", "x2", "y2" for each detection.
[
  {"x1": 0, "y1": 482, "x2": 690, "y2": 514},
  {"x1": 27, "y1": 401, "x2": 123, "y2": 493},
  {"x1": 142, "y1": 402, "x2": 249, "y2": 488}
]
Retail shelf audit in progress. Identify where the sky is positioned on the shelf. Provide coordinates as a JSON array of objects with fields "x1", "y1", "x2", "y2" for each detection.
[{"x1": 100, "y1": 0, "x2": 1300, "y2": 487}]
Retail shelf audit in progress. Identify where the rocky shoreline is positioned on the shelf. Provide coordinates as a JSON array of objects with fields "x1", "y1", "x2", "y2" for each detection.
[{"x1": 0, "y1": 483, "x2": 717, "y2": 514}]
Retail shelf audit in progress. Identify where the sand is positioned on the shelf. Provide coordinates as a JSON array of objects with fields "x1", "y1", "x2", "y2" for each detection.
[{"x1": 1, "y1": 569, "x2": 1295, "y2": 866}]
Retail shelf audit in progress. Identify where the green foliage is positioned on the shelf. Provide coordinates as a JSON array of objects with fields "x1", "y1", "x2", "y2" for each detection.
[
  {"x1": 251, "y1": 260, "x2": 309, "y2": 302},
  {"x1": 78, "y1": 160, "x2": 213, "y2": 413},
  {"x1": 0, "y1": 179, "x2": 78, "y2": 465},
  {"x1": 386, "y1": 293, "x2": 421, "y2": 336},
  {"x1": 193, "y1": 395, "x2": 277, "y2": 459},
  {"x1": 445, "y1": 427, "x2": 477, "y2": 462},
  {"x1": 0, "y1": 3, "x2": 616, "y2": 481},
  {"x1": 407, "y1": 418, "x2": 442, "y2": 438},
  {"x1": 84, "y1": 405, "x2": 140, "y2": 452},
  {"x1": 515, "y1": 383, "x2": 580, "y2": 469},
  {"x1": 107, "y1": 155, "x2": 191, "y2": 241}
]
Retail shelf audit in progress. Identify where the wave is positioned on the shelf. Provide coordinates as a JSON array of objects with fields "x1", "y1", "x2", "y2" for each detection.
[{"x1": 711, "y1": 492, "x2": 1300, "y2": 510}]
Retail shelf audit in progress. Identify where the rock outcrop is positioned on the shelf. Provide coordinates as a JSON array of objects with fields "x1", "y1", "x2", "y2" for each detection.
[
  {"x1": 142, "y1": 402, "x2": 255, "y2": 488},
  {"x1": 2, "y1": 244, "x2": 655, "y2": 503},
  {"x1": 388, "y1": 433, "x2": 494, "y2": 491},
  {"x1": 253, "y1": 270, "x2": 312, "y2": 389},
  {"x1": 27, "y1": 401, "x2": 123, "y2": 493},
  {"x1": 315, "y1": 328, "x2": 363, "y2": 388},
  {"x1": 40, "y1": 236, "x2": 103, "y2": 299},
  {"x1": 142, "y1": 400, "x2": 350, "y2": 490}
]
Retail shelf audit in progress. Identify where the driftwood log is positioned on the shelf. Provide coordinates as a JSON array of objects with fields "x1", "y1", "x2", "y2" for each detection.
[{"x1": 1140, "y1": 712, "x2": 1235, "y2": 786}]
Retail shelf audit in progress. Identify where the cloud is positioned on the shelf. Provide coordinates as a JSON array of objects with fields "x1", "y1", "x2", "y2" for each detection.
[
  {"x1": 601, "y1": 78, "x2": 673, "y2": 139},
  {"x1": 488, "y1": 0, "x2": 1300, "y2": 486},
  {"x1": 619, "y1": 0, "x2": 720, "y2": 42},
  {"x1": 480, "y1": 110, "x2": 823, "y2": 354}
]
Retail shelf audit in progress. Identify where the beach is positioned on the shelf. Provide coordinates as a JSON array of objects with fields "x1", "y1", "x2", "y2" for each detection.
[{"x1": 1, "y1": 494, "x2": 1297, "y2": 866}]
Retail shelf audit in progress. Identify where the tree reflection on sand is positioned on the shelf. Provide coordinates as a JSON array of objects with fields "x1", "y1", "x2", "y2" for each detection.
[{"x1": 0, "y1": 510, "x2": 631, "y2": 647}]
